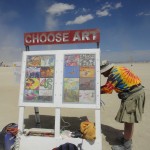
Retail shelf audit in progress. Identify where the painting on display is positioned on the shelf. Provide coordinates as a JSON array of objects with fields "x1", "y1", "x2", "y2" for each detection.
[
  {"x1": 63, "y1": 54, "x2": 96, "y2": 104},
  {"x1": 24, "y1": 55, "x2": 55, "y2": 103}
]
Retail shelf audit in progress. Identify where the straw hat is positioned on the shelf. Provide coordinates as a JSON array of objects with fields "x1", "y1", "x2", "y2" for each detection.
[{"x1": 100, "y1": 60, "x2": 114, "y2": 73}]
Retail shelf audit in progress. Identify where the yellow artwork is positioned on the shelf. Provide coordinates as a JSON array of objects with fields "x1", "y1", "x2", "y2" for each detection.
[
  {"x1": 80, "y1": 66, "x2": 95, "y2": 78},
  {"x1": 27, "y1": 56, "x2": 41, "y2": 67},
  {"x1": 25, "y1": 78, "x2": 40, "y2": 90}
]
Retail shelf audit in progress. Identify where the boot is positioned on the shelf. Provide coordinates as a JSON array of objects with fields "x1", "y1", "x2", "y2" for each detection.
[
  {"x1": 111, "y1": 139, "x2": 132, "y2": 150},
  {"x1": 116, "y1": 136, "x2": 124, "y2": 144},
  {"x1": 116, "y1": 136, "x2": 132, "y2": 144}
]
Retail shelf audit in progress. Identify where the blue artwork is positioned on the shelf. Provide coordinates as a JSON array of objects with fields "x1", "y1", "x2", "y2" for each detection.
[{"x1": 64, "y1": 66, "x2": 80, "y2": 78}]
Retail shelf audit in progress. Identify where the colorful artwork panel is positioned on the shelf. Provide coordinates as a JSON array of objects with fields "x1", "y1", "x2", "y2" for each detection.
[
  {"x1": 41, "y1": 56, "x2": 55, "y2": 66},
  {"x1": 79, "y1": 78, "x2": 95, "y2": 90},
  {"x1": 40, "y1": 67, "x2": 54, "y2": 78},
  {"x1": 79, "y1": 90, "x2": 95, "y2": 103},
  {"x1": 64, "y1": 66, "x2": 79, "y2": 78},
  {"x1": 64, "y1": 78, "x2": 79, "y2": 90},
  {"x1": 24, "y1": 55, "x2": 55, "y2": 103},
  {"x1": 25, "y1": 78, "x2": 40, "y2": 90},
  {"x1": 26, "y1": 67, "x2": 40, "y2": 78},
  {"x1": 80, "y1": 66, "x2": 95, "y2": 78},
  {"x1": 24, "y1": 90, "x2": 39, "y2": 101},
  {"x1": 80, "y1": 54, "x2": 95, "y2": 66},
  {"x1": 27, "y1": 56, "x2": 41, "y2": 67},
  {"x1": 39, "y1": 78, "x2": 53, "y2": 90},
  {"x1": 63, "y1": 53, "x2": 96, "y2": 104},
  {"x1": 65, "y1": 54, "x2": 80, "y2": 66},
  {"x1": 23, "y1": 53, "x2": 98, "y2": 105},
  {"x1": 64, "y1": 89, "x2": 79, "y2": 103},
  {"x1": 38, "y1": 96, "x2": 53, "y2": 102},
  {"x1": 63, "y1": 78, "x2": 79, "y2": 103},
  {"x1": 39, "y1": 90, "x2": 53, "y2": 96},
  {"x1": 38, "y1": 90, "x2": 53, "y2": 102}
]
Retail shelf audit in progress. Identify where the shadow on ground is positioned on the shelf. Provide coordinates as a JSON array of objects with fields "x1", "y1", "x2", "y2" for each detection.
[
  {"x1": 101, "y1": 124, "x2": 123, "y2": 145},
  {"x1": 24, "y1": 115, "x2": 88, "y2": 132}
]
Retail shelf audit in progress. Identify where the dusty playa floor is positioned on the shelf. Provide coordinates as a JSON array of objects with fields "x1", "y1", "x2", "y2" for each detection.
[{"x1": 0, "y1": 63, "x2": 150, "y2": 150}]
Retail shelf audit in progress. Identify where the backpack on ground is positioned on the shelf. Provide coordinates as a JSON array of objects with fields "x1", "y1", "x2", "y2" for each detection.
[{"x1": 0, "y1": 123, "x2": 18, "y2": 150}]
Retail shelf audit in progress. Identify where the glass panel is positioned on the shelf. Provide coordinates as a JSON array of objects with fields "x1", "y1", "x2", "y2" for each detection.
[
  {"x1": 24, "y1": 55, "x2": 55, "y2": 103},
  {"x1": 63, "y1": 54, "x2": 96, "y2": 104}
]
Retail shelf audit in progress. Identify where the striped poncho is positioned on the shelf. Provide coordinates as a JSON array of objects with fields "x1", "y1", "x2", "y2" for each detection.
[{"x1": 101, "y1": 66, "x2": 141, "y2": 94}]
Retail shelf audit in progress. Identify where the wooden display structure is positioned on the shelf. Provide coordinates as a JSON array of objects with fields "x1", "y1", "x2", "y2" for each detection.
[{"x1": 17, "y1": 29, "x2": 102, "y2": 150}]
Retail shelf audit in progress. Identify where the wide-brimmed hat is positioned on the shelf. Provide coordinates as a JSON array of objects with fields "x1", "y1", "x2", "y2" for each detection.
[{"x1": 100, "y1": 60, "x2": 114, "y2": 73}]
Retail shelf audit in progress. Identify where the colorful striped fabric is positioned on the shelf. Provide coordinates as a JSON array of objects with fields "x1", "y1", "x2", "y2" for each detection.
[{"x1": 101, "y1": 66, "x2": 141, "y2": 94}]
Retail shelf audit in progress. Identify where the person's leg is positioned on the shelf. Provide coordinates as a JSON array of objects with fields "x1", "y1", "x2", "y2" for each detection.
[
  {"x1": 124, "y1": 123, "x2": 134, "y2": 140},
  {"x1": 117, "y1": 123, "x2": 134, "y2": 143},
  {"x1": 112, "y1": 123, "x2": 133, "y2": 150}
]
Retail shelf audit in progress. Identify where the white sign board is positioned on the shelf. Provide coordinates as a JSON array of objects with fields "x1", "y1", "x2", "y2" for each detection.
[
  {"x1": 18, "y1": 48, "x2": 101, "y2": 150},
  {"x1": 19, "y1": 49, "x2": 100, "y2": 108}
]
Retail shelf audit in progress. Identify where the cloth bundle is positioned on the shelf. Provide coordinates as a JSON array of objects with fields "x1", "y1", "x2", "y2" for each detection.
[{"x1": 80, "y1": 121, "x2": 96, "y2": 141}]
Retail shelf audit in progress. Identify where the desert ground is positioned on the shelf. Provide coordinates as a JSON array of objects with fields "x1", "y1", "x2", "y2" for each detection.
[{"x1": 0, "y1": 62, "x2": 150, "y2": 150}]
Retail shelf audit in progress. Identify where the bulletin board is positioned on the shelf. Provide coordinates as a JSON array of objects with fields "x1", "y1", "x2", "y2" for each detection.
[
  {"x1": 19, "y1": 49, "x2": 100, "y2": 109},
  {"x1": 18, "y1": 48, "x2": 101, "y2": 150}
]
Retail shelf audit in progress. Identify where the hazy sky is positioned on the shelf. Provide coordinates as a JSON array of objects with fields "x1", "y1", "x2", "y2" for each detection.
[{"x1": 0, "y1": 0, "x2": 150, "y2": 63}]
